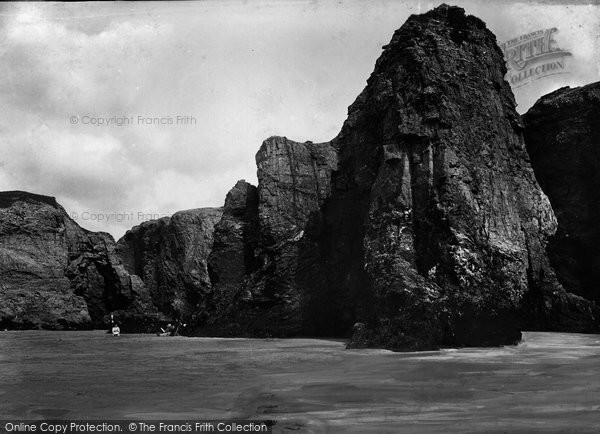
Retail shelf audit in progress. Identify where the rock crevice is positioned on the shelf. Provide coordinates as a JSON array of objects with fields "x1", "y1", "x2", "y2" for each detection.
[
  {"x1": 0, "y1": 191, "x2": 158, "y2": 330},
  {"x1": 523, "y1": 81, "x2": 600, "y2": 331}
]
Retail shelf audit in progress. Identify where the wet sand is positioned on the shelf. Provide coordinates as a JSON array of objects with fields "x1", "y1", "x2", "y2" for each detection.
[{"x1": 1, "y1": 331, "x2": 599, "y2": 432}]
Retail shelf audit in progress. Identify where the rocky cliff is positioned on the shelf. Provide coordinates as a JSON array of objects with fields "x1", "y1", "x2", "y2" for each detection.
[
  {"x1": 327, "y1": 5, "x2": 598, "y2": 346},
  {"x1": 6, "y1": 5, "x2": 599, "y2": 346},
  {"x1": 0, "y1": 191, "x2": 158, "y2": 330},
  {"x1": 199, "y1": 180, "x2": 260, "y2": 334},
  {"x1": 192, "y1": 5, "x2": 598, "y2": 348},
  {"x1": 116, "y1": 207, "x2": 222, "y2": 323},
  {"x1": 199, "y1": 141, "x2": 338, "y2": 337},
  {"x1": 523, "y1": 82, "x2": 600, "y2": 321}
]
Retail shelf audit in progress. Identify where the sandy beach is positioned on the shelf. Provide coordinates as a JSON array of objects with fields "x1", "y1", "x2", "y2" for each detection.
[{"x1": 1, "y1": 331, "x2": 599, "y2": 433}]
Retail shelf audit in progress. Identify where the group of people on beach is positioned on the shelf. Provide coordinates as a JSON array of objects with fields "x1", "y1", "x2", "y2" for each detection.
[{"x1": 108, "y1": 317, "x2": 184, "y2": 337}]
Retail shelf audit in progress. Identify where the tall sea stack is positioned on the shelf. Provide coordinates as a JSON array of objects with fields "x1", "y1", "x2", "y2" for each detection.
[
  {"x1": 323, "y1": 4, "x2": 569, "y2": 349},
  {"x1": 192, "y1": 5, "x2": 598, "y2": 348}
]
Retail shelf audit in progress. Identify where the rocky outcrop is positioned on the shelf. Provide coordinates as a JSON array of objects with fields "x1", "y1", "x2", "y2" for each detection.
[
  {"x1": 0, "y1": 191, "x2": 158, "y2": 330},
  {"x1": 326, "y1": 4, "x2": 553, "y2": 348},
  {"x1": 523, "y1": 82, "x2": 600, "y2": 325},
  {"x1": 199, "y1": 141, "x2": 338, "y2": 337},
  {"x1": 251, "y1": 138, "x2": 339, "y2": 336},
  {"x1": 199, "y1": 180, "x2": 259, "y2": 334},
  {"x1": 6, "y1": 6, "x2": 598, "y2": 346},
  {"x1": 337, "y1": 6, "x2": 596, "y2": 345},
  {"x1": 193, "y1": 5, "x2": 598, "y2": 348},
  {"x1": 116, "y1": 207, "x2": 222, "y2": 324}
]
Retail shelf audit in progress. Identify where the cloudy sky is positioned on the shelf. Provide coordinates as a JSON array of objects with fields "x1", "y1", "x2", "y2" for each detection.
[{"x1": 1, "y1": 0, "x2": 598, "y2": 239}]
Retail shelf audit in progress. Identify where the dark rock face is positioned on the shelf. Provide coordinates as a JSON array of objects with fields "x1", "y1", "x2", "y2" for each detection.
[
  {"x1": 327, "y1": 5, "x2": 547, "y2": 349},
  {"x1": 65, "y1": 228, "x2": 158, "y2": 331},
  {"x1": 200, "y1": 180, "x2": 259, "y2": 334},
  {"x1": 194, "y1": 5, "x2": 598, "y2": 348},
  {"x1": 201, "y1": 137, "x2": 338, "y2": 337},
  {"x1": 336, "y1": 5, "x2": 597, "y2": 346},
  {"x1": 250, "y1": 138, "x2": 338, "y2": 336},
  {"x1": 0, "y1": 191, "x2": 157, "y2": 330},
  {"x1": 116, "y1": 207, "x2": 223, "y2": 323},
  {"x1": 523, "y1": 82, "x2": 600, "y2": 326},
  {"x1": 6, "y1": 6, "x2": 598, "y2": 346}
]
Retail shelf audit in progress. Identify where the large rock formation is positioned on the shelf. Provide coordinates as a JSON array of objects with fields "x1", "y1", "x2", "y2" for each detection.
[
  {"x1": 253, "y1": 138, "x2": 340, "y2": 336},
  {"x1": 321, "y1": 4, "x2": 554, "y2": 348},
  {"x1": 194, "y1": 5, "x2": 598, "y2": 348},
  {"x1": 199, "y1": 141, "x2": 338, "y2": 337},
  {"x1": 6, "y1": 6, "x2": 598, "y2": 346},
  {"x1": 199, "y1": 180, "x2": 260, "y2": 334},
  {"x1": 116, "y1": 207, "x2": 222, "y2": 323},
  {"x1": 327, "y1": 6, "x2": 598, "y2": 346},
  {"x1": 524, "y1": 82, "x2": 600, "y2": 311},
  {"x1": 0, "y1": 191, "x2": 158, "y2": 330}
]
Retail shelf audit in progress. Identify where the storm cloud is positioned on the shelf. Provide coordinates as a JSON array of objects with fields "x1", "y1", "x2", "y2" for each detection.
[{"x1": 1, "y1": 0, "x2": 598, "y2": 238}]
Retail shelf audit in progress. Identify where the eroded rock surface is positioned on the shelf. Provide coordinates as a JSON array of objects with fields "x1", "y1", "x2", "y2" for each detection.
[
  {"x1": 199, "y1": 180, "x2": 259, "y2": 334},
  {"x1": 200, "y1": 138, "x2": 338, "y2": 337},
  {"x1": 6, "y1": 6, "x2": 598, "y2": 345},
  {"x1": 116, "y1": 207, "x2": 223, "y2": 323},
  {"x1": 0, "y1": 191, "x2": 157, "y2": 330},
  {"x1": 523, "y1": 82, "x2": 600, "y2": 328},
  {"x1": 327, "y1": 5, "x2": 549, "y2": 348},
  {"x1": 195, "y1": 5, "x2": 598, "y2": 348}
]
